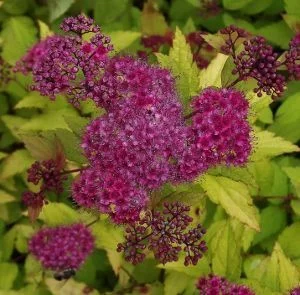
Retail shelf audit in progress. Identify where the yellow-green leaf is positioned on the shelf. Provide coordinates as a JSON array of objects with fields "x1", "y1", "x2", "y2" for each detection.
[
  {"x1": 0, "y1": 190, "x2": 15, "y2": 204},
  {"x1": 201, "y1": 175, "x2": 260, "y2": 231},
  {"x1": 253, "y1": 130, "x2": 300, "y2": 160}
]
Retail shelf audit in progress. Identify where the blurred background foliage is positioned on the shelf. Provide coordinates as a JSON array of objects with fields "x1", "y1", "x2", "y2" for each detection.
[{"x1": 0, "y1": 0, "x2": 300, "y2": 294}]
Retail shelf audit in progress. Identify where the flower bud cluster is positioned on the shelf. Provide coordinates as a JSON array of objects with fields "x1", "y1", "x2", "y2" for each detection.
[
  {"x1": 117, "y1": 202, "x2": 207, "y2": 265},
  {"x1": 196, "y1": 275, "x2": 255, "y2": 295},
  {"x1": 285, "y1": 33, "x2": 300, "y2": 80},
  {"x1": 22, "y1": 159, "x2": 66, "y2": 215},
  {"x1": 29, "y1": 223, "x2": 94, "y2": 271},
  {"x1": 220, "y1": 25, "x2": 286, "y2": 98},
  {"x1": 15, "y1": 15, "x2": 113, "y2": 107}
]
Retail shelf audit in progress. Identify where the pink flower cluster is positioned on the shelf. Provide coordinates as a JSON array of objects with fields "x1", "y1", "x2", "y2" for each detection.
[
  {"x1": 29, "y1": 223, "x2": 94, "y2": 271},
  {"x1": 196, "y1": 275, "x2": 255, "y2": 295}
]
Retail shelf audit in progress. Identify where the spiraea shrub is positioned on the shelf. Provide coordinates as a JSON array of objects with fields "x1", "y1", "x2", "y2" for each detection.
[{"x1": 0, "y1": 1, "x2": 300, "y2": 294}]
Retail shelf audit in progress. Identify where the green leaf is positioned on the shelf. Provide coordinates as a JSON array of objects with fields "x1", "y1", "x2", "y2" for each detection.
[
  {"x1": 269, "y1": 93, "x2": 300, "y2": 143},
  {"x1": 0, "y1": 149, "x2": 33, "y2": 180},
  {"x1": 0, "y1": 190, "x2": 15, "y2": 204},
  {"x1": 258, "y1": 21, "x2": 293, "y2": 49},
  {"x1": 201, "y1": 175, "x2": 260, "y2": 231},
  {"x1": 48, "y1": 0, "x2": 75, "y2": 22},
  {"x1": 164, "y1": 271, "x2": 189, "y2": 295},
  {"x1": 109, "y1": 31, "x2": 141, "y2": 53},
  {"x1": 2, "y1": 0, "x2": 29, "y2": 15},
  {"x1": 209, "y1": 220, "x2": 242, "y2": 280},
  {"x1": 0, "y1": 263, "x2": 18, "y2": 290},
  {"x1": 222, "y1": 0, "x2": 253, "y2": 10},
  {"x1": 24, "y1": 255, "x2": 43, "y2": 284},
  {"x1": 284, "y1": 0, "x2": 300, "y2": 16},
  {"x1": 54, "y1": 129, "x2": 87, "y2": 164},
  {"x1": 257, "y1": 106, "x2": 273, "y2": 124},
  {"x1": 94, "y1": 0, "x2": 129, "y2": 25},
  {"x1": 279, "y1": 222, "x2": 300, "y2": 259},
  {"x1": 253, "y1": 130, "x2": 300, "y2": 160},
  {"x1": 0, "y1": 227, "x2": 17, "y2": 261},
  {"x1": 64, "y1": 115, "x2": 89, "y2": 137},
  {"x1": 241, "y1": 0, "x2": 273, "y2": 14},
  {"x1": 132, "y1": 259, "x2": 160, "y2": 283},
  {"x1": 199, "y1": 53, "x2": 228, "y2": 89},
  {"x1": 39, "y1": 202, "x2": 80, "y2": 226},
  {"x1": 156, "y1": 27, "x2": 199, "y2": 109},
  {"x1": 158, "y1": 255, "x2": 210, "y2": 278},
  {"x1": 253, "y1": 206, "x2": 287, "y2": 246},
  {"x1": 1, "y1": 16, "x2": 38, "y2": 65},
  {"x1": 283, "y1": 167, "x2": 300, "y2": 197},
  {"x1": 1, "y1": 115, "x2": 28, "y2": 140}
]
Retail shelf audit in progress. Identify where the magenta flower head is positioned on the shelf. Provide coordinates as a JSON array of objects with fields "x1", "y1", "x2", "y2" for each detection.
[
  {"x1": 290, "y1": 286, "x2": 300, "y2": 295},
  {"x1": 175, "y1": 87, "x2": 251, "y2": 182},
  {"x1": 29, "y1": 15, "x2": 112, "y2": 106},
  {"x1": 29, "y1": 223, "x2": 94, "y2": 271},
  {"x1": 196, "y1": 275, "x2": 255, "y2": 295},
  {"x1": 72, "y1": 168, "x2": 149, "y2": 224},
  {"x1": 14, "y1": 35, "x2": 59, "y2": 74}
]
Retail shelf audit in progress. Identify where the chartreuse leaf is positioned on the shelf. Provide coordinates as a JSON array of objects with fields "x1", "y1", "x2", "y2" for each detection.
[
  {"x1": 0, "y1": 263, "x2": 18, "y2": 290},
  {"x1": 91, "y1": 219, "x2": 124, "y2": 274},
  {"x1": 24, "y1": 254, "x2": 43, "y2": 284},
  {"x1": 39, "y1": 202, "x2": 80, "y2": 226},
  {"x1": 269, "y1": 93, "x2": 300, "y2": 143},
  {"x1": 15, "y1": 93, "x2": 48, "y2": 109},
  {"x1": 38, "y1": 20, "x2": 53, "y2": 39},
  {"x1": 1, "y1": 16, "x2": 37, "y2": 65},
  {"x1": 64, "y1": 115, "x2": 89, "y2": 137},
  {"x1": 0, "y1": 153, "x2": 6, "y2": 161},
  {"x1": 156, "y1": 27, "x2": 199, "y2": 109},
  {"x1": 141, "y1": 0, "x2": 168, "y2": 35},
  {"x1": 48, "y1": 0, "x2": 75, "y2": 22},
  {"x1": 132, "y1": 259, "x2": 160, "y2": 283},
  {"x1": 252, "y1": 130, "x2": 300, "y2": 160},
  {"x1": 279, "y1": 222, "x2": 300, "y2": 260},
  {"x1": 45, "y1": 278, "x2": 99, "y2": 295},
  {"x1": 272, "y1": 243, "x2": 300, "y2": 292},
  {"x1": 0, "y1": 190, "x2": 15, "y2": 204},
  {"x1": 1, "y1": 115, "x2": 28, "y2": 140},
  {"x1": 109, "y1": 31, "x2": 141, "y2": 53},
  {"x1": 199, "y1": 53, "x2": 228, "y2": 89},
  {"x1": 201, "y1": 175, "x2": 260, "y2": 231},
  {"x1": 0, "y1": 149, "x2": 33, "y2": 180},
  {"x1": 208, "y1": 220, "x2": 242, "y2": 280},
  {"x1": 164, "y1": 271, "x2": 190, "y2": 295},
  {"x1": 283, "y1": 167, "x2": 300, "y2": 197}
]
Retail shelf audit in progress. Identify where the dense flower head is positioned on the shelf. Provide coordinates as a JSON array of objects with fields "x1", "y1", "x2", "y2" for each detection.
[
  {"x1": 28, "y1": 15, "x2": 112, "y2": 106},
  {"x1": 27, "y1": 159, "x2": 66, "y2": 194},
  {"x1": 72, "y1": 168, "x2": 148, "y2": 224},
  {"x1": 196, "y1": 275, "x2": 255, "y2": 295},
  {"x1": 290, "y1": 287, "x2": 300, "y2": 295},
  {"x1": 90, "y1": 55, "x2": 178, "y2": 111},
  {"x1": 14, "y1": 36, "x2": 58, "y2": 74},
  {"x1": 82, "y1": 109, "x2": 187, "y2": 190},
  {"x1": 285, "y1": 33, "x2": 300, "y2": 80},
  {"x1": 174, "y1": 88, "x2": 251, "y2": 182},
  {"x1": 29, "y1": 223, "x2": 94, "y2": 271},
  {"x1": 117, "y1": 202, "x2": 207, "y2": 265}
]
